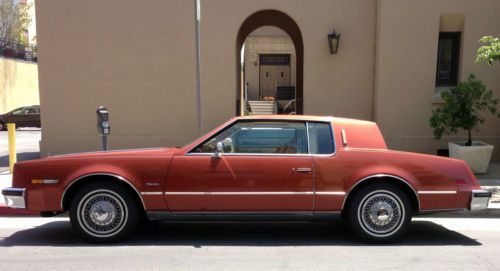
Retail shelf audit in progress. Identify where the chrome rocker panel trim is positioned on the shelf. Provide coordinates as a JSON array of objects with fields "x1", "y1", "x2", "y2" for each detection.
[{"x1": 147, "y1": 211, "x2": 341, "y2": 221}]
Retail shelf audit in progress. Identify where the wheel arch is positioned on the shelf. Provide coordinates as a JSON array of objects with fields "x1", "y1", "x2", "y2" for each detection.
[
  {"x1": 61, "y1": 173, "x2": 146, "y2": 212},
  {"x1": 342, "y1": 174, "x2": 420, "y2": 214}
]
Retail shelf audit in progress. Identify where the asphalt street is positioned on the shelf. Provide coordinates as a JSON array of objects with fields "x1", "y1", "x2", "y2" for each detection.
[
  {"x1": 0, "y1": 128, "x2": 41, "y2": 172},
  {"x1": 0, "y1": 217, "x2": 500, "y2": 270}
]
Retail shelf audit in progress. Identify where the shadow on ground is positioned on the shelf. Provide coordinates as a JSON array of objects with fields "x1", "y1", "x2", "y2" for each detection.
[
  {"x1": 0, "y1": 220, "x2": 481, "y2": 247},
  {"x1": 0, "y1": 152, "x2": 40, "y2": 168}
]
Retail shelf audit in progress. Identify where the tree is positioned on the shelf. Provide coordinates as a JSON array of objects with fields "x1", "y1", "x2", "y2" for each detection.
[
  {"x1": 0, "y1": 0, "x2": 32, "y2": 45},
  {"x1": 430, "y1": 74, "x2": 500, "y2": 146},
  {"x1": 476, "y1": 36, "x2": 500, "y2": 66}
]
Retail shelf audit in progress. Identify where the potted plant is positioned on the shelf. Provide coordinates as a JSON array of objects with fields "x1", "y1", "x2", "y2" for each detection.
[{"x1": 430, "y1": 74, "x2": 500, "y2": 173}]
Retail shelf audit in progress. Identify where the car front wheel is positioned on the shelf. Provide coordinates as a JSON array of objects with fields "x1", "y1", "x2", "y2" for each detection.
[
  {"x1": 346, "y1": 183, "x2": 412, "y2": 243},
  {"x1": 69, "y1": 182, "x2": 140, "y2": 243}
]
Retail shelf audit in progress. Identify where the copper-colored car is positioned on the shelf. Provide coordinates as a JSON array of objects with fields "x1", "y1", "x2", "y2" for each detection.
[{"x1": 2, "y1": 115, "x2": 491, "y2": 243}]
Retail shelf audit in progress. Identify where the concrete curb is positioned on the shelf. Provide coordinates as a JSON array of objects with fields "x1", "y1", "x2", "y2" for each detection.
[{"x1": 418, "y1": 208, "x2": 500, "y2": 218}]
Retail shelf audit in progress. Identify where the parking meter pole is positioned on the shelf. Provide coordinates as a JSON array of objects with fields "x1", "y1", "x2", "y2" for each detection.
[
  {"x1": 7, "y1": 123, "x2": 17, "y2": 173},
  {"x1": 101, "y1": 135, "x2": 108, "y2": 151},
  {"x1": 96, "y1": 106, "x2": 110, "y2": 152}
]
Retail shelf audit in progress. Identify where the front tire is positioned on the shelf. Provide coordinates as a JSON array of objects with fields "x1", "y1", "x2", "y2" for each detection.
[
  {"x1": 346, "y1": 183, "x2": 412, "y2": 243},
  {"x1": 69, "y1": 182, "x2": 140, "y2": 243}
]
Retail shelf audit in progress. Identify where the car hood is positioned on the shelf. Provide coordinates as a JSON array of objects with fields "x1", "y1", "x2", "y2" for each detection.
[{"x1": 46, "y1": 147, "x2": 179, "y2": 160}]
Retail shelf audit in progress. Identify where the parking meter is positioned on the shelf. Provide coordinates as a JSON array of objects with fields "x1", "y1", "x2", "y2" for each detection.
[{"x1": 96, "y1": 106, "x2": 110, "y2": 151}]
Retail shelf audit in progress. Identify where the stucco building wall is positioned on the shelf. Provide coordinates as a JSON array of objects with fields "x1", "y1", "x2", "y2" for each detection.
[
  {"x1": 35, "y1": 0, "x2": 500, "y2": 160},
  {"x1": 36, "y1": 0, "x2": 198, "y2": 154},
  {"x1": 374, "y1": 0, "x2": 500, "y2": 158},
  {"x1": 0, "y1": 58, "x2": 39, "y2": 114}
]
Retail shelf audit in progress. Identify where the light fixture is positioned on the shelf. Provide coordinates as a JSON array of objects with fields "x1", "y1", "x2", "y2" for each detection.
[{"x1": 328, "y1": 29, "x2": 341, "y2": 54}]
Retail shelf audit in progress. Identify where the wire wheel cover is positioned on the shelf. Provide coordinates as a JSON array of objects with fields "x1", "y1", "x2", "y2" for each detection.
[
  {"x1": 78, "y1": 190, "x2": 127, "y2": 237},
  {"x1": 358, "y1": 191, "x2": 404, "y2": 237}
]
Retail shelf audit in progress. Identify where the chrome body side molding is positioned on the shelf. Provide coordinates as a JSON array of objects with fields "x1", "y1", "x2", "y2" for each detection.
[
  {"x1": 164, "y1": 191, "x2": 314, "y2": 195},
  {"x1": 418, "y1": 191, "x2": 457, "y2": 195}
]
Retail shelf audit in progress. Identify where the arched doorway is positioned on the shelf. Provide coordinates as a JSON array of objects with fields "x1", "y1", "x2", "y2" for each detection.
[{"x1": 236, "y1": 10, "x2": 304, "y2": 115}]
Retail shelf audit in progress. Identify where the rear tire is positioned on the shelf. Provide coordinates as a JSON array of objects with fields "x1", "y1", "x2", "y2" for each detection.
[
  {"x1": 69, "y1": 182, "x2": 140, "y2": 243},
  {"x1": 0, "y1": 122, "x2": 6, "y2": 131},
  {"x1": 346, "y1": 183, "x2": 412, "y2": 243}
]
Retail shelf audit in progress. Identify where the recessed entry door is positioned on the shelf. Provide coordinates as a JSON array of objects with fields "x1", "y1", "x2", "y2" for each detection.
[
  {"x1": 259, "y1": 66, "x2": 277, "y2": 98},
  {"x1": 259, "y1": 54, "x2": 291, "y2": 99}
]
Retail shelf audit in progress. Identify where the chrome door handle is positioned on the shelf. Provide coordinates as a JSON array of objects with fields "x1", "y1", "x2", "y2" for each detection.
[{"x1": 294, "y1": 167, "x2": 312, "y2": 173}]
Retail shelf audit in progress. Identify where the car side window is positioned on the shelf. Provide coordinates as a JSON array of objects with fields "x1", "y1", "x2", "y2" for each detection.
[
  {"x1": 192, "y1": 121, "x2": 308, "y2": 154},
  {"x1": 307, "y1": 122, "x2": 335, "y2": 154}
]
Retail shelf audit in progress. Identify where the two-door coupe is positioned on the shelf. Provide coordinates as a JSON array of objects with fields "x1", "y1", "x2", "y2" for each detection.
[{"x1": 2, "y1": 115, "x2": 492, "y2": 243}]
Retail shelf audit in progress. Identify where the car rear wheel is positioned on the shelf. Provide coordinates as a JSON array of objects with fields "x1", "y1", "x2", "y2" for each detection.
[
  {"x1": 0, "y1": 122, "x2": 6, "y2": 131},
  {"x1": 69, "y1": 182, "x2": 140, "y2": 243},
  {"x1": 346, "y1": 183, "x2": 412, "y2": 243}
]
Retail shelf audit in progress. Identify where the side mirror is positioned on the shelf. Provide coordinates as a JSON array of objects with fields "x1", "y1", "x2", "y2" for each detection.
[{"x1": 212, "y1": 141, "x2": 225, "y2": 158}]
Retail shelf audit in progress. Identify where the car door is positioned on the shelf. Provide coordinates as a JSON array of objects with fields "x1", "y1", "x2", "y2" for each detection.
[
  {"x1": 8, "y1": 107, "x2": 29, "y2": 127},
  {"x1": 165, "y1": 120, "x2": 314, "y2": 212},
  {"x1": 26, "y1": 107, "x2": 40, "y2": 127}
]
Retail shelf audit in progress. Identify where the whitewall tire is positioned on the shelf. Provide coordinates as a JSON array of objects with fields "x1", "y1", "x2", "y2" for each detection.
[
  {"x1": 69, "y1": 182, "x2": 140, "y2": 243},
  {"x1": 347, "y1": 183, "x2": 412, "y2": 242}
]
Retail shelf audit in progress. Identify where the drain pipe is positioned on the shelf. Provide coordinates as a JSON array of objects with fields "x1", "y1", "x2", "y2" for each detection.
[{"x1": 194, "y1": 0, "x2": 202, "y2": 135}]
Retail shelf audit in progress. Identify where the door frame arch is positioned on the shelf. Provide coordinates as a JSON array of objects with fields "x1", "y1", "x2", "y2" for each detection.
[{"x1": 236, "y1": 10, "x2": 304, "y2": 115}]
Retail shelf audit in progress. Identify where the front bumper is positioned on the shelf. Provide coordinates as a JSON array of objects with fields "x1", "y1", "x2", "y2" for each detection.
[
  {"x1": 2, "y1": 188, "x2": 26, "y2": 209},
  {"x1": 470, "y1": 189, "x2": 492, "y2": 211}
]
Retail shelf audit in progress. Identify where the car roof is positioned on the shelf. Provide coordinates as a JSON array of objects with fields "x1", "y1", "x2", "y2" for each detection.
[
  {"x1": 13, "y1": 105, "x2": 39, "y2": 109},
  {"x1": 233, "y1": 114, "x2": 375, "y2": 125}
]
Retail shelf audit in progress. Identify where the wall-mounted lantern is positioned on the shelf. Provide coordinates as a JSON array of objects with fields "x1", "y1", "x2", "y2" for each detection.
[{"x1": 328, "y1": 29, "x2": 341, "y2": 54}]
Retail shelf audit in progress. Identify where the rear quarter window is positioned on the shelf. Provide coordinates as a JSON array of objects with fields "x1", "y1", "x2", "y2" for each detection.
[{"x1": 308, "y1": 122, "x2": 334, "y2": 154}]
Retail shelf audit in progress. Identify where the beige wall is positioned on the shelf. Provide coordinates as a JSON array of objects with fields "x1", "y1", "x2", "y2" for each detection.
[
  {"x1": 0, "y1": 58, "x2": 39, "y2": 114},
  {"x1": 36, "y1": 0, "x2": 198, "y2": 155},
  {"x1": 36, "y1": 0, "x2": 500, "y2": 161},
  {"x1": 375, "y1": 0, "x2": 500, "y2": 160},
  {"x1": 36, "y1": 0, "x2": 376, "y2": 155},
  {"x1": 199, "y1": 0, "x2": 376, "y2": 132}
]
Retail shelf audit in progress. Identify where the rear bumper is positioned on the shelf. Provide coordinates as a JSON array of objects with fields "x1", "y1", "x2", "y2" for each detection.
[
  {"x1": 470, "y1": 189, "x2": 492, "y2": 211},
  {"x1": 2, "y1": 188, "x2": 26, "y2": 209}
]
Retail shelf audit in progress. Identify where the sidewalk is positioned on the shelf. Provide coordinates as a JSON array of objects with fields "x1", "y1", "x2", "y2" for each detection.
[{"x1": 476, "y1": 162, "x2": 500, "y2": 203}]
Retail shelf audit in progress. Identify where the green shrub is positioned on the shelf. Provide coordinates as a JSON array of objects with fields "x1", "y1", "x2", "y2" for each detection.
[
  {"x1": 476, "y1": 36, "x2": 500, "y2": 66},
  {"x1": 430, "y1": 74, "x2": 500, "y2": 146}
]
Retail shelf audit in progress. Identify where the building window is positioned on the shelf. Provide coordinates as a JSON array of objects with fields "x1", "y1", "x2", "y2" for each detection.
[
  {"x1": 436, "y1": 32, "x2": 461, "y2": 86},
  {"x1": 259, "y1": 54, "x2": 291, "y2": 66}
]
